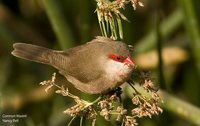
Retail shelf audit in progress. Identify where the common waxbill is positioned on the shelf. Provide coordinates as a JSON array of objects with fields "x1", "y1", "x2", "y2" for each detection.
[{"x1": 11, "y1": 36, "x2": 135, "y2": 94}]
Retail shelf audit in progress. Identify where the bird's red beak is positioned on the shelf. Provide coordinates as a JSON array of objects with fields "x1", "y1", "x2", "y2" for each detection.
[{"x1": 124, "y1": 56, "x2": 135, "y2": 68}]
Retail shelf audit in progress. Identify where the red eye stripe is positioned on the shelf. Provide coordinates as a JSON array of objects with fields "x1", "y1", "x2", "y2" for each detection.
[{"x1": 108, "y1": 54, "x2": 126, "y2": 62}]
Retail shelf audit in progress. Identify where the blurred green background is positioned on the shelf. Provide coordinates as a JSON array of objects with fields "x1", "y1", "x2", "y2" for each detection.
[{"x1": 0, "y1": 0, "x2": 200, "y2": 126}]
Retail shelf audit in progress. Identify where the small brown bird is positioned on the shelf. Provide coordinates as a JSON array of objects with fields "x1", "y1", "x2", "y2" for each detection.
[{"x1": 11, "y1": 36, "x2": 135, "y2": 94}]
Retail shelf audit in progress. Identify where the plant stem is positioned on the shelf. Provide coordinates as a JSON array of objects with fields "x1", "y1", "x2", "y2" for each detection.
[
  {"x1": 178, "y1": 0, "x2": 200, "y2": 77},
  {"x1": 42, "y1": 0, "x2": 74, "y2": 49},
  {"x1": 80, "y1": 0, "x2": 92, "y2": 42},
  {"x1": 0, "y1": 23, "x2": 16, "y2": 49},
  {"x1": 159, "y1": 90, "x2": 200, "y2": 125},
  {"x1": 154, "y1": 6, "x2": 166, "y2": 89},
  {"x1": 135, "y1": 8, "x2": 183, "y2": 53},
  {"x1": 67, "y1": 116, "x2": 76, "y2": 126}
]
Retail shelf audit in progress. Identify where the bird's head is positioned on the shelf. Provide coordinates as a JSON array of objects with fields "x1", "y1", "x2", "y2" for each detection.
[
  {"x1": 100, "y1": 41, "x2": 136, "y2": 82},
  {"x1": 105, "y1": 40, "x2": 135, "y2": 69}
]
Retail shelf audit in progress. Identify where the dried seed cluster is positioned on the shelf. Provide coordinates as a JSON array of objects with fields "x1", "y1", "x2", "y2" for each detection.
[
  {"x1": 96, "y1": 0, "x2": 144, "y2": 39},
  {"x1": 96, "y1": 0, "x2": 143, "y2": 20},
  {"x1": 40, "y1": 72, "x2": 162, "y2": 126}
]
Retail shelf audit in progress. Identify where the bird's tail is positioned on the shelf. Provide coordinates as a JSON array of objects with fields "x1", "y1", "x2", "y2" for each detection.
[{"x1": 11, "y1": 43, "x2": 54, "y2": 65}]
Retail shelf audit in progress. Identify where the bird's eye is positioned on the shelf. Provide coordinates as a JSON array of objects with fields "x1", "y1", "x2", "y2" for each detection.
[
  {"x1": 108, "y1": 54, "x2": 126, "y2": 62},
  {"x1": 116, "y1": 56, "x2": 121, "y2": 60}
]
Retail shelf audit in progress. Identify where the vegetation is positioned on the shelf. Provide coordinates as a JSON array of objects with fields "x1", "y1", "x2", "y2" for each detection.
[{"x1": 0, "y1": 0, "x2": 200, "y2": 126}]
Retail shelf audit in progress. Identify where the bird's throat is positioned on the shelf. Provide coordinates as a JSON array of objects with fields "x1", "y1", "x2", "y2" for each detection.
[{"x1": 105, "y1": 60, "x2": 133, "y2": 83}]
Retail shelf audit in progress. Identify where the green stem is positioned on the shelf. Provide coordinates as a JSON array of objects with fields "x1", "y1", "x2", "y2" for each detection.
[
  {"x1": 178, "y1": 0, "x2": 200, "y2": 77},
  {"x1": 67, "y1": 116, "x2": 76, "y2": 126},
  {"x1": 155, "y1": 9, "x2": 166, "y2": 89},
  {"x1": 42, "y1": 0, "x2": 74, "y2": 49},
  {"x1": 87, "y1": 96, "x2": 102, "y2": 107},
  {"x1": 80, "y1": 0, "x2": 91, "y2": 42},
  {"x1": 80, "y1": 116, "x2": 83, "y2": 126},
  {"x1": 135, "y1": 8, "x2": 183, "y2": 53},
  {"x1": 116, "y1": 15, "x2": 123, "y2": 40},
  {"x1": 97, "y1": 11, "x2": 104, "y2": 36},
  {"x1": 82, "y1": 96, "x2": 102, "y2": 109},
  {"x1": 102, "y1": 19, "x2": 108, "y2": 37},
  {"x1": 159, "y1": 91, "x2": 200, "y2": 125},
  {"x1": 0, "y1": 23, "x2": 16, "y2": 49}
]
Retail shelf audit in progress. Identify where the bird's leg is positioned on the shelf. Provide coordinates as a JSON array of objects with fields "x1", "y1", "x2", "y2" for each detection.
[
  {"x1": 106, "y1": 87, "x2": 122, "y2": 103},
  {"x1": 115, "y1": 87, "x2": 122, "y2": 103}
]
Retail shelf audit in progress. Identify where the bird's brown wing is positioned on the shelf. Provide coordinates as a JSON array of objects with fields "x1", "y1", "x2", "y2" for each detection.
[{"x1": 56, "y1": 42, "x2": 105, "y2": 84}]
